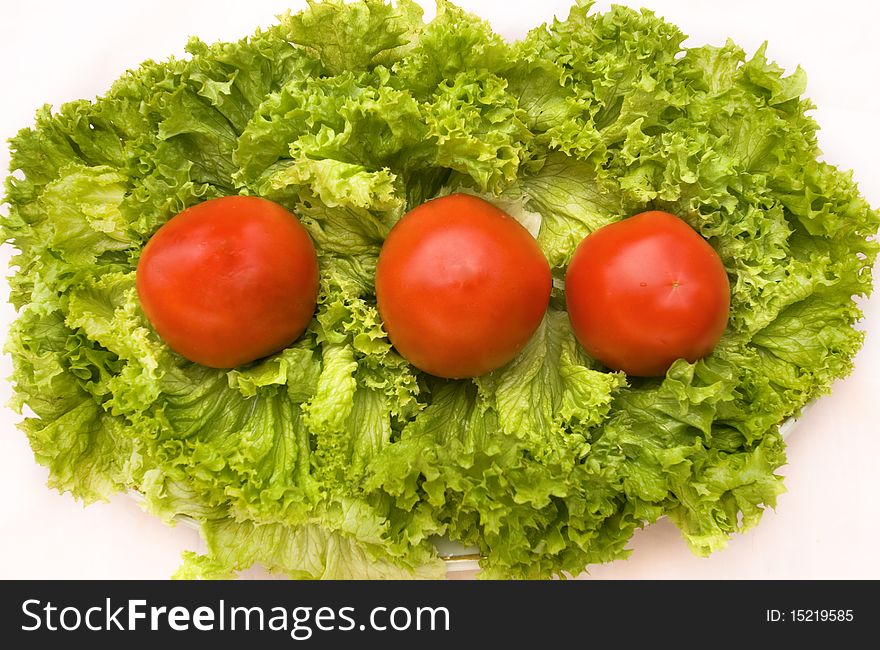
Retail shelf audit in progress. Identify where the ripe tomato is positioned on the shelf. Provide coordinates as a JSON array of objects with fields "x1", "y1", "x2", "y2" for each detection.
[
  {"x1": 375, "y1": 193, "x2": 551, "y2": 379},
  {"x1": 136, "y1": 196, "x2": 319, "y2": 369},
  {"x1": 565, "y1": 211, "x2": 730, "y2": 377}
]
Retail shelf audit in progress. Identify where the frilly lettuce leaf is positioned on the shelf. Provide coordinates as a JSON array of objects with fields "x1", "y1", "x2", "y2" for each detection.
[
  {"x1": 281, "y1": 0, "x2": 425, "y2": 76},
  {"x1": 176, "y1": 518, "x2": 444, "y2": 580}
]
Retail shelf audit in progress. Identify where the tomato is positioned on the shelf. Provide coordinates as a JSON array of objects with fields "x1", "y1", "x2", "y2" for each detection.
[
  {"x1": 136, "y1": 196, "x2": 319, "y2": 369},
  {"x1": 375, "y1": 193, "x2": 552, "y2": 379},
  {"x1": 565, "y1": 211, "x2": 730, "y2": 377}
]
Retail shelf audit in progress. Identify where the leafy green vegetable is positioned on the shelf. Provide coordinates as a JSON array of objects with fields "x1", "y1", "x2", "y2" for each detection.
[{"x1": 3, "y1": 0, "x2": 877, "y2": 579}]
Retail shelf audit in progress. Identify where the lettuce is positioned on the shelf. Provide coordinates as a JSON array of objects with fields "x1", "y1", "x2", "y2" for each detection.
[{"x1": 3, "y1": 0, "x2": 877, "y2": 579}]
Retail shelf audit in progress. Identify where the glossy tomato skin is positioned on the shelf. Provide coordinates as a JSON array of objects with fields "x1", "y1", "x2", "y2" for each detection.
[
  {"x1": 376, "y1": 193, "x2": 551, "y2": 379},
  {"x1": 565, "y1": 211, "x2": 730, "y2": 377},
  {"x1": 136, "y1": 196, "x2": 319, "y2": 369}
]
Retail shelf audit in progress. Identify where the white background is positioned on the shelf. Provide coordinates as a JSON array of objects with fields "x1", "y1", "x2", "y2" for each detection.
[{"x1": 0, "y1": 0, "x2": 878, "y2": 580}]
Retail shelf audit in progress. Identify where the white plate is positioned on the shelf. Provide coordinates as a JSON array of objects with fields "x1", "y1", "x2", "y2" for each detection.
[{"x1": 4, "y1": 0, "x2": 877, "y2": 582}]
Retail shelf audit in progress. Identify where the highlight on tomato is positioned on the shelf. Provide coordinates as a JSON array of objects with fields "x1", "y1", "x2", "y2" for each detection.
[
  {"x1": 375, "y1": 193, "x2": 552, "y2": 379},
  {"x1": 136, "y1": 195, "x2": 320, "y2": 369},
  {"x1": 565, "y1": 210, "x2": 730, "y2": 377}
]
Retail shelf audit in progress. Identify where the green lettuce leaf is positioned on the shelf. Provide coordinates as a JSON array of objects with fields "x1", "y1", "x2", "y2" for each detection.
[
  {"x1": 281, "y1": 0, "x2": 425, "y2": 76},
  {"x1": 176, "y1": 518, "x2": 444, "y2": 580}
]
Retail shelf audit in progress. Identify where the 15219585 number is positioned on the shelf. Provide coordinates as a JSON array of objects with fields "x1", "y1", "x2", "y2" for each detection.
[{"x1": 766, "y1": 609, "x2": 854, "y2": 623}]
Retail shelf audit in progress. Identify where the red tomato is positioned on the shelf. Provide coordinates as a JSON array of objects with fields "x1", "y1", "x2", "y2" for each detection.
[
  {"x1": 136, "y1": 196, "x2": 319, "y2": 369},
  {"x1": 565, "y1": 211, "x2": 730, "y2": 377},
  {"x1": 376, "y1": 193, "x2": 551, "y2": 379}
]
